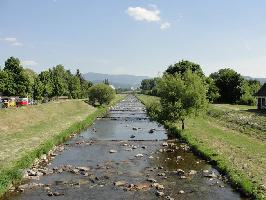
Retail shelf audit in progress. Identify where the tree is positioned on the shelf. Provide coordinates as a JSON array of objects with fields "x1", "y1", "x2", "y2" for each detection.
[
  {"x1": 66, "y1": 70, "x2": 82, "y2": 99},
  {"x1": 165, "y1": 60, "x2": 205, "y2": 77},
  {"x1": 3, "y1": 57, "x2": 31, "y2": 97},
  {"x1": 88, "y1": 83, "x2": 115, "y2": 106},
  {"x1": 140, "y1": 78, "x2": 159, "y2": 95},
  {"x1": 76, "y1": 69, "x2": 93, "y2": 98},
  {"x1": 210, "y1": 68, "x2": 244, "y2": 103},
  {"x1": 33, "y1": 77, "x2": 44, "y2": 100},
  {"x1": 39, "y1": 70, "x2": 54, "y2": 98},
  {"x1": 239, "y1": 79, "x2": 261, "y2": 105},
  {"x1": 103, "y1": 78, "x2": 109, "y2": 85},
  {"x1": 206, "y1": 77, "x2": 220, "y2": 103},
  {"x1": 0, "y1": 69, "x2": 8, "y2": 94},
  {"x1": 24, "y1": 68, "x2": 37, "y2": 98},
  {"x1": 51, "y1": 65, "x2": 68, "y2": 97},
  {"x1": 157, "y1": 71, "x2": 208, "y2": 130}
]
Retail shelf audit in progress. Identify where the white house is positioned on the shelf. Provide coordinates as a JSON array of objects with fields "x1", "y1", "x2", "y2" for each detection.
[{"x1": 256, "y1": 83, "x2": 266, "y2": 110}]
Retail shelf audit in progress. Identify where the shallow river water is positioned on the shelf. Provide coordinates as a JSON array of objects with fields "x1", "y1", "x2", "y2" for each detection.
[{"x1": 3, "y1": 95, "x2": 246, "y2": 200}]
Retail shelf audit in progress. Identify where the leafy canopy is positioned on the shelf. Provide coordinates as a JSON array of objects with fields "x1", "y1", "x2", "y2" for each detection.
[
  {"x1": 88, "y1": 83, "x2": 115, "y2": 106},
  {"x1": 157, "y1": 71, "x2": 208, "y2": 129}
]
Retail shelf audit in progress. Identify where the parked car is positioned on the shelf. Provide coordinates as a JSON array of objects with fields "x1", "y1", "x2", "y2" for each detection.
[
  {"x1": 17, "y1": 98, "x2": 29, "y2": 106},
  {"x1": 2, "y1": 97, "x2": 16, "y2": 108}
]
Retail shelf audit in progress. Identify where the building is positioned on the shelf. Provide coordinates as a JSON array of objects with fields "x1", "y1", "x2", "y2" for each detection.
[{"x1": 256, "y1": 83, "x2": 266, "y2": 110}]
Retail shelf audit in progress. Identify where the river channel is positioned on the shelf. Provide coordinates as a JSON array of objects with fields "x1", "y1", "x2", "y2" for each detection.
[{"x1": 3, "y1": 95, "x2": 245, "y2": 200}]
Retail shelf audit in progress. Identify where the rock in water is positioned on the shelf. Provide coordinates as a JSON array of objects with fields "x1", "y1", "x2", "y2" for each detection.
[{"x1": 114, "y1": 181, "x2": 126, "y2": 186}]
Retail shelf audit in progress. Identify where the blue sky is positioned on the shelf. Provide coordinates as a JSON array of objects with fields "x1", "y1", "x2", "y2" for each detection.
[{"x1": 0, "y1": 0, "x2": 266, "y2": 77}]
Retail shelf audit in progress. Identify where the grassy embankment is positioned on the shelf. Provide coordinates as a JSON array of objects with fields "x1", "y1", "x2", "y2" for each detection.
[
  {"x1": 137, "y1": 94, "x2": 266, "y2": 200},
  {"x1": 0, "y1": 94, "x2": 125, "y2": 197}
]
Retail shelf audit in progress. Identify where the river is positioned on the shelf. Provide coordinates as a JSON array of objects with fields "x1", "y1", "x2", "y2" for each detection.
[{"x1": 3, "y1": 95, "x2": 245, "y2": 200}]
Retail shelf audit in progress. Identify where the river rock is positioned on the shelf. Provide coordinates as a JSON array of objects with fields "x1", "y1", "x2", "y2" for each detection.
[
  {"x1": 109, "y1": 149, "x2": 117, "y2": 153},
  {"x1": 166, "y1": 196, "x2": 174, "y2": 200},
  {"x1": 176, "y1": 169, "x2": 185, "y2": 175},
  {"x1": 114, "y1": 181, "x2": 126, "y2": 186},
  {"x1": 179, "y1": 190, "x2": 185, "y2": 194},
  {"x1": 135, "y1": 154, "x2": 144, "y2": 157},
  {"x1": 188, "y1": 170, "x2": 197, "y2": 175},
  {"x1": 162, "y1": 142, "x2": 168, "y2": 147},
  {"x1": 158, "y1": 173, "x2": 165, "y2": 176},
  {"x1": 156, "y1": 191, "x2": 164, "y2": 197},
  {"x1": 147, "y1": 178, "x2": 157, "y2": 183}
]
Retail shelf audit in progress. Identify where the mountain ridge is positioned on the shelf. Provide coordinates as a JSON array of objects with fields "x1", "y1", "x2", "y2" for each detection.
[{"x1": 82, "y1": 72, "x2": 150, "y2": 88}]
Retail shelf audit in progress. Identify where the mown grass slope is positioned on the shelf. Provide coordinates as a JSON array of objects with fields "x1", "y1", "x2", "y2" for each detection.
[
  {"x1": 0, "y1": 100, "x2": 96, "y2": 168},
  {"x1": 137, "y1": 94, "x2": 266, "y2": 199}
]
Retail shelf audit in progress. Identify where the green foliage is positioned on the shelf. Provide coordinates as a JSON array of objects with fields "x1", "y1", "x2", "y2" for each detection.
[
  {"x1": 39, "y1": 70, "x2": 54, "y2": 98},
  {"x1": 33, "y1": 77, "x2": 44, "y2": 100},
  {"x1": 24, "y1": 68, "x2": 37, "y2": 97},
  {"x1": 140, "y1": 78, "x2": 159, "y2": 96},
  {"x1": 157, "y1": 71, "x2": 208, "y2": 129},
  {"x1": 51, "y1": 65, "x2": 69, "y2": 97},
  {"x1": 76, "y1": 69, "x2": 93, "y2": 98},
  {"x1": 165, "y1": 60, "x2": 205, "y2": 77},
  {"x1": 239, "y1": 80, "x2": 261, "y2": 105},
  {"x1": 103, "y1": 78, "x2": 109, "y2": 85},
  {"x1": 210, "y1": 68, "x2": 244, "y2": 103},
  {"x1": 88, "y1": 83, "x2": 115, "y2": 106},
  {"x1": 2, "y1": 57, "x2": 31, "y2": 97},
  {"x1": 67, "y1": 72, "x2": 82, "y2": 99},
  {"x1": 206, "y1": 77, "x2": 220, "y2": 103}
]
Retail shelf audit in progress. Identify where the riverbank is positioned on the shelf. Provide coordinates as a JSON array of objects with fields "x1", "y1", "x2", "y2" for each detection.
[
  {"x1": 136, "y1": 94, "x2": 266, "y2": 200},
  {"x1": 0, "y1": 94, "x2": 125, "y2": 197}
]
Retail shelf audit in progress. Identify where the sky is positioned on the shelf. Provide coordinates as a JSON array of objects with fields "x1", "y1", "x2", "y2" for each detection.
[{"x1": 0, "y1": 0, "x2": 266, "y2": 77}]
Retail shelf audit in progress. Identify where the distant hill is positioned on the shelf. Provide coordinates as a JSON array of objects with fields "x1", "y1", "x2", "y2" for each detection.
[
  {"x1": 243, "y1": 76, "x2": 266, "y2": 84},
  {"x1": 82, "y1": 72, "x2": 150, "y2": 89}
]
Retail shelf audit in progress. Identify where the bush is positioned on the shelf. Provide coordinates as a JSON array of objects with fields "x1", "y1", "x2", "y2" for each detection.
[
  {"x1": 146, "y1": 101, "x2": 162, "y2": 121},
  {"x1": 88, "y1": 83, "x2": 115, "y2": 106}
]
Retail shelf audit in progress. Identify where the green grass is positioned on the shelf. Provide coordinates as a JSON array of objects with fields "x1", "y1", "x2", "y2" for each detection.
[
  {"x1": 136, "y1": 94, "x2": 266, "y2": 200},
  {"x1": 0, "y1": 94, "x2": 126, "y2": 197}
]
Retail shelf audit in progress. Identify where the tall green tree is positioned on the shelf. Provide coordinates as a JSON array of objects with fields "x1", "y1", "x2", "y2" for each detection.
[
  {"x1": 157, "y1": 71, "x2": 208, "y2": 129},
  {"x1": 76, "y1": 69, "x2": 93, "y2": 98},
  {"x1": 39, "y1": 70, "x2": 54, "y2": 98},
  {"x1": 33, "y1": 77, "x2": 44, "y2": 100},
  {"x1": 210, "y1": 68, "x2": 244, "y2": 103},
  {"x1": 3, "y1": 57, "x2": 30, "y2": 96},
  {"x1": 206, "y1": 77, "x2": 220, "y2": 103},
  {"x1": 239, "y1": 79, "x2": 261, "y2": 105},
  {"x1": 165, "y1": 60, "x2": 205, "y2": 77},
  {"x1": 51, "y1": 65, "x2": 68, "y2": 97}
]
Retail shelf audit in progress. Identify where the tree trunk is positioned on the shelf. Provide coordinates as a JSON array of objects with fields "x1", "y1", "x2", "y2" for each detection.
[{"x1": 181, "y1": 119, "x2": 185, "y2": 130}]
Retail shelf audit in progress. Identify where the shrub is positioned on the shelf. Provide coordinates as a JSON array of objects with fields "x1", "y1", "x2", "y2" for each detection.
[{"x1": 88, "y1": 83, "x2": 115, "y2": 106}]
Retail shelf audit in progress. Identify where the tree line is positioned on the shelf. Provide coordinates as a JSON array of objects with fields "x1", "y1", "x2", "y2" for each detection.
[
  {"x1": 0, "y1": 57, "x2": 93, "y2": 100},
  {"x1": 140, "y1": 60, "x2": 262, "y2": 130},
  {"x1": 140, "y1": 60, "x2": 261, "y2": 105}
]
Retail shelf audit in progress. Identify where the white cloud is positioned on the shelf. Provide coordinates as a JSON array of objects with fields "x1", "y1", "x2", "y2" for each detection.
[
  {"x1": 1, "y1": 37, "x2": 23, "y2": 46},
  {"x1": 12, "y1": 42, "x2": 23, "y2": 46},
  {"x1": 4, "y1": 37, "x2": 17, "y2": 42},
  {"x1": 21, "y1": 60, "x2": 38, "y2": 67},
  {"x1": 127, "y1": 6, "x2": 161, "y2": 22},
  {"x1": 160, "y1": 22, "x2": 171, "y2": 30},
  {"x1": 126, "y1": 5, "x2": 171, "y2": 30}
]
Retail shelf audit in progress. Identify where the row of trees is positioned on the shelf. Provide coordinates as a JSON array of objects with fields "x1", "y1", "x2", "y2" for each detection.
[
  {"x1": 0, "y1": 57, "x2": 93, "y2": 100},
  {"x1": 141, "y1": 60, "x2": 261, "y2": 105}
]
